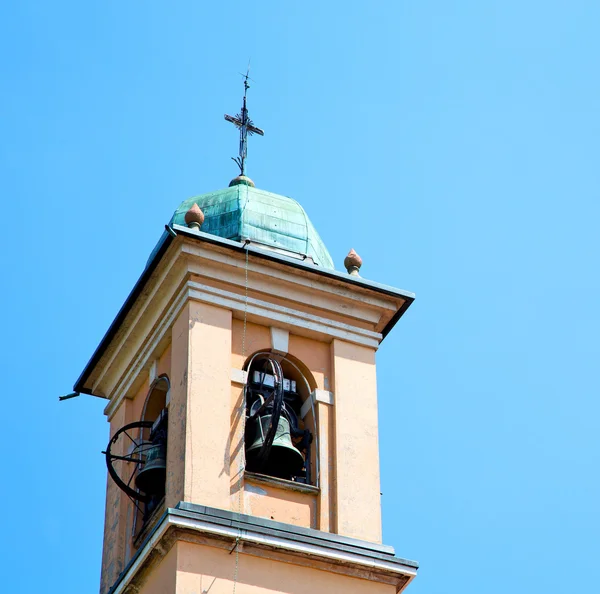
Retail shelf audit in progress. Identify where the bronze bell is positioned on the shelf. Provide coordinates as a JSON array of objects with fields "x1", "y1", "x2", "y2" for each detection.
[
  {"x1": 135, "y1": 443, "x2": 166, "y2": 495},
  {"x1": 246, "y1": 414, "x2": 305, "y2": 479}
]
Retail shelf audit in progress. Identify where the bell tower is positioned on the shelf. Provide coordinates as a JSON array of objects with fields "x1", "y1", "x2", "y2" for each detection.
[{"x1": 73, "y1": 83, "x2": 418, "y2": 594}]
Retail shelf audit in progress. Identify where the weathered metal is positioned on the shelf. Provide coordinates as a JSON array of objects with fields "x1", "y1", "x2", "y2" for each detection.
[
  {"x1": 224, "y1": 72, "x2": 264, "y2": 176},
  {"x1": 135, "y1": 443, "x2": 167, "y2": 496},
  {"x1": 170, "y1": 183, "x2": 335, "y2": 269},
  {"x1": 244, "y1": 357, "x2": 310, "y2": 482},
  {"x1": 246, "y1": 414, "x2": 305, "y2": 478},
  {"x1": 105, "y1": 420, "x2": 154, "y2": 503}
]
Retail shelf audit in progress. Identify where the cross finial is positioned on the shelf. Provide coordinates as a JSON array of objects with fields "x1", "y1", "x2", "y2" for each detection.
[{"x1": 224, "y1": 68, "x2": 264, "y2": 176}]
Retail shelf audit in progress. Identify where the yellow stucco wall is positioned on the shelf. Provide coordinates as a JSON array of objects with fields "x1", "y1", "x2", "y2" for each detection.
[
  {"x1": 331, "y1": 339, "x2": 382, "y2": 543},
  {"x1": 137, "y1": 545, "x2": 177, "y2": 594},
  {"x1": 168, "y1": 300, "x2": 233, "y2": 509},
  {"x1": 174, "y1": 541, "x2": 395, "y2": 594},
  {"x1": 244, "y1": 476, "x2": 317, "y2": 528},
  {"x1": 100, "y1": 399, "x2": 134, "y2": 594},
  {"x1": 101, "y1": 294, "x2": 387, "y2": 592}
]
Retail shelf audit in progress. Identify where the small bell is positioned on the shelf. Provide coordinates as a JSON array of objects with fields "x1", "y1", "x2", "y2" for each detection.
[{"x1": 135, "y1": 443, "x2": 166, "y2": 496}]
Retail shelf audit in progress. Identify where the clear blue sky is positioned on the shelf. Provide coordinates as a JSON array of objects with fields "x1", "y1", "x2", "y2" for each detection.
[{"x1": 1, "y1": 1, "x2": 598, "y2": 592}]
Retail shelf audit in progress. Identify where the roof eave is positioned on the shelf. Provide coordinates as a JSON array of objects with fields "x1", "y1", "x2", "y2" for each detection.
[
  {"x1": 73, "y1": 224, "x2": 415, "y2": 396},
  {"x1": 72, "y1": 228, "x2": 175, "y2": 395}
]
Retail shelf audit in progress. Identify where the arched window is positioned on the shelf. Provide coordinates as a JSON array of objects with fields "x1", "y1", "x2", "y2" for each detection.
[
  {"x1": 105, "y1": 375, "x2": 170, "y2": 546},
  {"x1": 141, "y1": 375, "x2": 169, "y2": 426},
  {"x1": 244, "y1": 353, "x2": 317, "y2": 485},
  {"x1": 135, "y1": 376, "x2": 169, "y2": 527}
]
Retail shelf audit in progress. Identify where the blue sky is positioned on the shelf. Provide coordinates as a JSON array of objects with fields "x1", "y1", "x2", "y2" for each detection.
[{"x1": 1, "y1": 1, "x2": 599, "y2": 592}]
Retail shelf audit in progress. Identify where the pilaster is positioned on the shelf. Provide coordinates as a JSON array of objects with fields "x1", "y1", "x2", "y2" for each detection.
[
  {"x1": 167, "y1": 301, "x2": 233, "y2": 509},
  {"x1": 331, "y1": 339, "x2": 382, "y2": 543}
]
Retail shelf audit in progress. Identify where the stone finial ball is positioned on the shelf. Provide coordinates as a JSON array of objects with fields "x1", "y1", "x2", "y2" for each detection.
[
  {"x1": 184, "y1": 203, "x2": 205, "y2": 228},
  {"x1": 344, "y1": 248, "x2": 362, "y2": 273}
]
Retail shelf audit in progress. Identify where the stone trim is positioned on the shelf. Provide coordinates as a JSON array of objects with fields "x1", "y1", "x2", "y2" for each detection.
[
  {"x1": 230, "y1": 368, "x2": 248, "y2": 385},
  {"x1": 301, "y1": 389, "x2": 334, "y2": 419},
  {"x1": 108, "y1": 503, "x2": 418, "y2": 594},
  {"x1": 244, "y1": 471, "x2": 320, "y2": 495},
  {"x1": 105, "y1": 277, "x2": 380, "y2": 419}
]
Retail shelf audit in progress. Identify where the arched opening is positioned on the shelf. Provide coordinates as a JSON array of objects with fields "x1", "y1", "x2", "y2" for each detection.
[
  {"x1": 135, "y1": 376, "x2": 169, "y2": 530},
  {"x1": 243, "y1": 352, "x2": 318, "y2": 485},
  {"x1": 141, "y1": 375, "x2": 169, "y2": 424},
  {"x1": 105, "y1": 376, "x2": 171, "y2": 548}
]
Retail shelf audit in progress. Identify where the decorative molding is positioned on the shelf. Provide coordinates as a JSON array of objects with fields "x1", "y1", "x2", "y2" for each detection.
[
  {"x1": 270, "y1": 326, "x2": 289, "y2": 354},
  {"x1": 109, "y1": 507, "x2": 417, "y2": 594},
  {"x1": 104, "y1": 283, "x2": 190, "y2": 419},
  {"x1": 95, "y1": 237, "x2": 393, "y2": 401},
  {"x1": 314, "y1": 389, "x2": 334, "y2": 405},
  {"x1": 180, "y1": 240, "x2": 406, "y2": 317},
  {"x1": 105, "y1": 275, "x2": 376, "y2": 419},
  {"x1": 301, "y1": 389, "x2": 334, "y2": 419},
  {"x1": 231, "y1": 368, "x2": 247, "y2": 385},
  {"x1": 80, "y1": 232, "x2": 413, "y2": 400},
  {"x1": 92, "y1": 247, "x2": 187, "y2": 395},
  {"x1": 245, "y1": 471, "x2": 320, "y2": 495},
  {"x1": 187, "y1": 280, "x2": 382, "y2": 347},
  {"x1": 149, "y1": 360, "x2": 158, "y2": 383}
]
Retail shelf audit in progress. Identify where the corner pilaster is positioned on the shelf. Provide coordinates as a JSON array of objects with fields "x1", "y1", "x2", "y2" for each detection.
[
  {"x1": 167, "y1": 300, "x2": 233, "y2": 509},
  {"x1": 331, "y1": 338, "x2": 383, "y2": 543}
]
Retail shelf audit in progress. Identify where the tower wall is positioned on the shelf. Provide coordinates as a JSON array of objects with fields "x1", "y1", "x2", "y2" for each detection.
[
  {"x1": 167, "y1": 301, "x2": 233, "y2": 509},
  {"x1": 134, "y1": 540, "x2": 397, "y2": 594},
  {"x1": 88, "y1": 233, "x2": 416, "y2": 594},
  {"x1": 331, "y1": 339, "x2": 382, "y2": 543}
]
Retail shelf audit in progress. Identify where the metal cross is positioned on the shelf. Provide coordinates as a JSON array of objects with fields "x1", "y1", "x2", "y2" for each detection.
[{"x1": 224, "y1": 72, "x2": 264, "y2": 176}]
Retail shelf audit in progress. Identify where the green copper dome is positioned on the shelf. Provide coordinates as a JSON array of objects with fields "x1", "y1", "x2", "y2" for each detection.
[{"x1": 169, "y1": 181, "x2": 334, "y2": 269}]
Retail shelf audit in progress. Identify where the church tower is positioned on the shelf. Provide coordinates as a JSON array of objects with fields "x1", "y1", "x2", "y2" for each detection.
[{"x1": 73, "y1": 84, "x2": 418, "y2": 594}]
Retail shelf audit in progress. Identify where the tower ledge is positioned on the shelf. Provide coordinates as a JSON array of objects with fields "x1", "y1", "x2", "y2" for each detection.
[
  {"x1": 107, "y1": 503, "x2": 418, "y2": 594},
  {"x1": 74, "y1": 224, "x2": 414, "y2": 400}
]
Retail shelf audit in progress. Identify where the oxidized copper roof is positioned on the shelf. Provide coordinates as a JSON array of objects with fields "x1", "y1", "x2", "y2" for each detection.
[{"x1": 169, "y1": 182, "x2": 334, "y2": 269}]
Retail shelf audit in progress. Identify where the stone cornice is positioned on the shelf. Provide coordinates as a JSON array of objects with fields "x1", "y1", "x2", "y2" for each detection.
[
  {"x1": 108, "y1": 503, "x2": 417, "y2": 594},
  {"x1": 103, "y1": 274, "x2": 381, "y2": 419},
  {"x1": 78, "y1": 233, "x2": 412, "y2": 411}
]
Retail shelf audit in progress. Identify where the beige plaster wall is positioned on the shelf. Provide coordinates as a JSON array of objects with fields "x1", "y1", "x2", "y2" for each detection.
[
  {"x1": 101, "y1": 288, "x2": 389, "y2": 594},
  {"x1": 229, "y1": 318, "x2": 386, "y2": 541},
  {"x1": 331, "y1": 339, "x2": 382, "y2": 543},
  {"x1": 130, "y1": 377, "x2": 150, "y2": 431},
  {"x1": 167, "y1": 301, "x2": 233, "y2": 509},
  {"x1": 137, "y1": 545, "x2": 177, "y2": 594},
  {"x1": 244, "y1": 477, "x2": 317, "y2": 528},
  {"x1": 174, "y1": 541, "x2": 395, "y2": 594},
  {"x1": 156, "y1": 344, "x2": 171, "y2": 379},
  {"x1": 101, "y1": 320, "x2": 386, "y2": 594},
  {"x1": 287, "y1": 334, "x2": 330, "y2": 391},
  {"x1": 231, "y1": 319, "x2": 271, "y2": 370},
  {"x1": 316, "y1": 400, "x2": 334, "y2": 532},
  {"x1": 230, "y1": 321, "x2": 331, "y2": 390},
  {"x1": 100, "y1": 399, "x2": 134, "y2": 594},
  {"x1": 96, "y1": 243, "x2": 406, "y2": 594},
  {"x1": 101, "y1": 340, "x2": 175, "y2": 594}
]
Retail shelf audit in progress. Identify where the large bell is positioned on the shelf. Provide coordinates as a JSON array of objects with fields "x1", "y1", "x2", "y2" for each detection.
[
  {"x1": 135, "y1": 443, "x2": 166, "y2": 495},
  {"x1": 246, "y1": 414, "x2": 305, "y2": 479}
]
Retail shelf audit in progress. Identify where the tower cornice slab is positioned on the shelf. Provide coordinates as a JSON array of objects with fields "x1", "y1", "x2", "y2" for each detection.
[
  {"x1": 107, "y1": 503, "x2": 418, "y2": 594},
  {"x1": 77, "y1": 229, "x2": 414, "y2": 410}
]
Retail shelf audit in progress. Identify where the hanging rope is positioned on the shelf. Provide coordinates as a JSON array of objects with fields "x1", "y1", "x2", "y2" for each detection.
[{"x1": 232, "y1": 241, "x2": 251, "y2": 593}]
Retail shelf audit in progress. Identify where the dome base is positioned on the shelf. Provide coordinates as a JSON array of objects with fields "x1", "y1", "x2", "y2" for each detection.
[{"x1": 229, "y1": 175, "x2": 255, "y2": 187}]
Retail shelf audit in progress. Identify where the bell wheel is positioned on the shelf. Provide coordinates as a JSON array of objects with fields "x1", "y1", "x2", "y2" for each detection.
[{"x1": 105, "y1": 421, "x2": 154, "y2": 502}]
